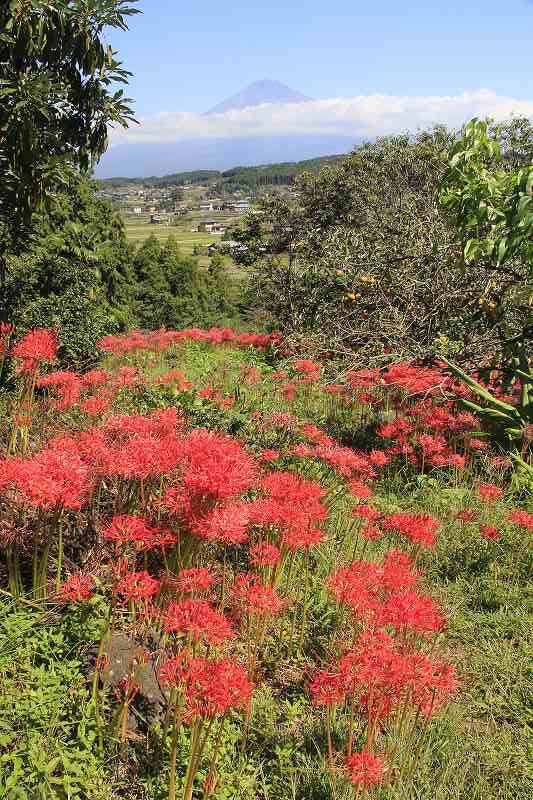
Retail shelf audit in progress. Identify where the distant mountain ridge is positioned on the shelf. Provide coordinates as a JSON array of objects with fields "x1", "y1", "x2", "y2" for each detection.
[
  {"x1": 205, "y1": 79, "x2": 312, "y2": 115},
  {"x1": 96, "y1": 152, "x2": 348, "y2": 189}
]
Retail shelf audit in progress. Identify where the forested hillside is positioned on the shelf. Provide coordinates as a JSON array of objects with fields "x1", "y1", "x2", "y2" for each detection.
[{"x1": 96, "y1": 154, "x2": 347, "y2": 191}]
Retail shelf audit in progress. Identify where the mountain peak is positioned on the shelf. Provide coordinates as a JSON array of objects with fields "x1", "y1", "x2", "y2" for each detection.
[{"x1": 205, "y1": 80, "x2": 312, "y2": 115}]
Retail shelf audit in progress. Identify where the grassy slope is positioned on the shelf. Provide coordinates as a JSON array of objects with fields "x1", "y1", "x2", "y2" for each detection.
[{"x1": 1, "y1": 342, "x2": 531, "y2": 800}]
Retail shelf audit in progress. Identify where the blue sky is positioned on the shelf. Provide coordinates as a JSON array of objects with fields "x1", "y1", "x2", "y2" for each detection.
[
  {"x1": 109, "y1": 0, "x2": 533, "y2": 115},
  {"x1": 97, "y1": 0, "x2": 533, "y2": 175}
]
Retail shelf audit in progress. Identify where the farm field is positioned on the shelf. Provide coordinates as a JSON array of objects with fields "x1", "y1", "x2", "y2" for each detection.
[
  {"x1": 0, "y1": 326, "x2": 531, "y2": 800},
  {"x1": 124, "y1": 222, "x2": 220, "y2": 251}
]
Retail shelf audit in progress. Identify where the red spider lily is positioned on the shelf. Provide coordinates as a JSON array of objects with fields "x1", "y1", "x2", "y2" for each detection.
[
  {"x1": 159, "y1": 650, "x2": 192, "y2": 687},
  {"x1": 480, "y1": 525, "x2": 502, "y2": 540},
  {"x1": 362, "y1": 523, "x2": 382, "y2": 541},
  {"x1": 309, "y1": 668, "x2": 346, "y2": 707},
  {"x1": 3, "y1": 438, "x2": 93, "y2": 510},
  {"x1": 177, "y1": 567, "x2": 217, "y2": 595},
  {"x1": 184, "y1": 656, "x2": 254, "y2": 718},
  {"x1": 346, "y1": 368, "x2": 381, "y2": 390},
  {"x1": 416, "y1": 433, "x2": 449, "y2": 457},
  {"x1": 293, "y1": 358, "x2": 322, "y2": 378},
  {"x1": 327, "y1": 560, "x2": 383, "y2": 623},
  {"x1": 192, "y1": 501, "x2": 250, "y2": 545},
  {"x1": 300, "y1": 423, "x2": 333, "y2": 446},
  {"x1": 345, "y1": 751, "x2": 386, "y2": 788},
  {"x1": 381, "y1": 512, "x2": 439, "y2": 548},
  {"x1": 37, "y1": 371, "x2": 82, "y2": 411},
  {"x1": 113, "y1": 676, "x2": 140, "y2": 704},
  {"x1": 60, "y1": 574, "x2": 95, "y2": 602},
  {"x1": 259, "y1": 449, "x2": 280, "y2": 462},
  {"x1": 11, "y1": 328, "x2": 57, "y2": 372},
  {"x1": 82, "y1": 368, "x2": 111, "y2": 388},
  {"x1": 103, "y1": 515, "x2": 176, "y2": 551},
  {"x1": 455, "y1": 510, "x2": 478, "y2": 523},
  {"x1": 36, "y1": 370, "x2": 78, "y2": 388},
  {"x1": 379, "y1": 549, "x2": 419, "y2": 592},
  {"x1": 359, "y1": 691, "x2": 394, "y2": 721},
  {"x1": 282, "y1": 383, "x2": 297, "y2": 402},
  {"x1": 154, "y1": 370, "x2": 193, "y2": 391},
  {"x1": 265, "y1": 412, "x2": 300, "y2": 430},
  {"x1": 290, "y1": 443, "x2": 315, "y2": 458},
  {"x1": 98, "y1": 327, "x2": 281, "y2": 358},
  {"x1": 102, "y1": 432, "x2": 182, "y2": 481},
  {"x1": 381, "y1": 588, "x2": 445, "y2": 635},
  {"x1": 467, "y1": 438, "x2": 489, "y2": 451},
  {"x1": 447, "y1": 453, "x2": 467, "y2": 469},
  {"x1": 112, "y1": 366, "x2": 141, "y2": 388},
  {"x1": 114, "y1": 571, "x2": 161, "y2": 602},
  {"x1": 382, "y1": 363, "x2": 446, "y2": 395},
  {"x1": 249, "y1": 542, "x2": 281, "y2": 567},
  {"x1": 231, "y1": 573, "x2": 284, "y2": 617},
  {"x1": 489, "y1": 456, "x2": 512, "y2": 471},
  {"x1": 260, "y1": 471, "x2": 327, "y2": 524},
  {"x1": 312, "y1": 443, "x2": 376, "y2": 480},
  {"x1": 0, "y1": 322, "x2": 15, "y2": 356},
  {"x1": 240, "y1": 365, "x2": 262, "y2": 385},
  {"x1": 378, "y1": 417, "x2": 414, "y2": 441},
  {"x1": 163, "y1": 599, "x2": 234, "y2": 645},
  {"x1": 281, "y1": 524, "x2": 325, "y2": 551},
  {"x1": 508, "y1": 510, "x2": 533, "y2": 530},
  {"x1": 408, "y1": 654, "x2": 458, "y2": 716},
  {"x1": 180, "y1": 430, "x2": 258, "y2": 501},
  {"x1": 348, "y1": 479, "x2": 374, "y2": 499},
  {"x1": 80, "y1": 396, "x2": 110, "y2": 416},
  {"x1": 352, "y1": 504, "x2": 380, "y2": 522},
  {"x1": 477, "y1": 483, "x2": 504, "y2": 503}
]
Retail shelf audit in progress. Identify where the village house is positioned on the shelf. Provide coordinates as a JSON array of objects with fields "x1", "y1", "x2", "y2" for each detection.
[
  {"x1": 150, "y1": 212, "x2": 170, "y2": 225},
  {"x1": 197, "y1": 219, "x2": 226, "y2": 234},
  {"x1": 231, "y1": 200, "x2": 251, "y2": 213},
  {"x1": 199, "y1": 199, "x2": 222, "y2": 212}
]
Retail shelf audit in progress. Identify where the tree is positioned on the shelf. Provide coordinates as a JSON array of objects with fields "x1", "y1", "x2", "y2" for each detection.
[
  {"x1": 236, "y1": 122, "x2": 531, "y2": 366},
  {"x1": 0, "y1": 0, "x2": 138, "y2": 252},
  {"x1": 0, "y1": 177, "x2": 137, "y2": 368},
  {"x1": 440, "y1": 118, "x2": 532, "y2": 458},
  {"x1": 440, "y1": 118, "x2": 532, "y2": 365},
  {"x1": 236, "y1": 129, "x2": 468, "y2": 360}
]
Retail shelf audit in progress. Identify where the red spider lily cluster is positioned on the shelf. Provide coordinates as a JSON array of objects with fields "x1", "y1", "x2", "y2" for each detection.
[
  {"x1": 0, "y1": 323, "x2": 530, "y2": 800},
  {"x1": 97, "y1": 327, "x2": 282, "y2": 357}
]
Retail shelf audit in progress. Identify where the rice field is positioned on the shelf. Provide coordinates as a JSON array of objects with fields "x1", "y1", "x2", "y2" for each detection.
[{"x1": 124, "y1": 222, "x2": 220, "y2": 253}]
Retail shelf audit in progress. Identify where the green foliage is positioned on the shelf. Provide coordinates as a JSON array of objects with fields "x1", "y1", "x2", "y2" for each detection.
[
  {"x1": 1, "y1": 178, "x2": 134, "y2": 369},
  {"x1": 236, "y1": 120, "x2": 531, "y2": 366},
  {"x1": 0, "y1": 600, "x2": 108, "y2": 799},
  {"x1": 0, "y1": 0, "x2": 138, "y2": 237},
  {"x1": 239, "y1": 128, "x2": 471, "y2": 360},
  {"x1": 133, "y1": 234, "x2": 239, "y2": 331},
  {"x1": 95, "y1": 155, "x2": 347, "y2": 192},
  {"x1": 440, "y1": 118, "x2": 533, "y2": 267},
  {"x1": 0, "y1": 1, "x2": 141, "y2": 374},
  {"x1": 439, "y1": 118, "x2": 532, "y2": 370},
  {"x1": 444, "y1": 358, "x2": 532, "y2": 441}
]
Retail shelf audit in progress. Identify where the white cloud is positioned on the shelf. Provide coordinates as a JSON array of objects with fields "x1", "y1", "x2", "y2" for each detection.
[{"x1": 109, "y1": 90, "x2": 533, "y2": 146}]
